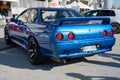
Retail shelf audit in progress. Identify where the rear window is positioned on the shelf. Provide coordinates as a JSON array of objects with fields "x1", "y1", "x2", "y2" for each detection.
[
  {"x1": 41, "y1": 9, "x2": 83, "y2": 22},
  {"x1": 99, "y1": 10, "x2": 115, "y2": 16},
  {"x1": 41, "y1": 11, "x2": 57, "y2": 22}
]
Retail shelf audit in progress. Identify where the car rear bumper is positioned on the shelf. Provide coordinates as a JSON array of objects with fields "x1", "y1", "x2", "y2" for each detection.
[
  {"x1": 52, "y1": 37, "x2": 115, "y2": 58},
  {"x1": 53, "y1": 48, "x2": 111, "y2": 58}
]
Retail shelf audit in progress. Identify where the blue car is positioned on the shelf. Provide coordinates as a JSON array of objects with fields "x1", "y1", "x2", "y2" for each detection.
[{"x1": 4, "y1": 8, "x2": 115, "y2": 65}]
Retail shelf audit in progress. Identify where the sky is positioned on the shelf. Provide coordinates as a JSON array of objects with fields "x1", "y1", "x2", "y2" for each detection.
[{"x1": 113, "y1": 0, "x2": 120, "y2": 8}]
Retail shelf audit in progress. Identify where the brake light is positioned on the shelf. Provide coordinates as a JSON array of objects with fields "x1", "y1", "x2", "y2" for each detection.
[
  {"x1": 56, "y1": 33, "x2": 63, "y2": 41},
  {"x1": 103, "y1": 30, "x2": 107, "y2": 37},
  {"x1": 68, "y1": 32, "x2": 74, "y2": 40},
  {"x1": 109, "y1": 30, "x2": 114, "y2": 36}
]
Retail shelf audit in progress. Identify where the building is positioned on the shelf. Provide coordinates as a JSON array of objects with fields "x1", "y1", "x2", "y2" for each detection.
[
  {"x1": 89, "y1": 0, "x2": 113, "y2": 9},
  {"x1": 0, "y1": 0, "x2": 113, "y2": 17},
  {"x1": 0, "y1": 0, "x2": 51, "y2": 17}
]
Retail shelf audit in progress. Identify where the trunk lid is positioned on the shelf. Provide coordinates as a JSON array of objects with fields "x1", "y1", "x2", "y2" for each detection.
[{"x1": 54, "y1": 17, "x2": 113, "y2": 41}]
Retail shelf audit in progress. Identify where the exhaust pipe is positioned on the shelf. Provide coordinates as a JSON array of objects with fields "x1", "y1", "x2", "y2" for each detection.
[{"x1": 50, "y1": 58, "x2": 71, "y2": 63}]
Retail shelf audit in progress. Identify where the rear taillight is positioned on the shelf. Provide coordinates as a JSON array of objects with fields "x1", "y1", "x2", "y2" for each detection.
[
  {"x1": 68, "y1": 32, "x2": 74, "y2": 40},
  {"x1": 56, "y1": 33, "x2": 63, "y2": 41},
  {"x1": 109, "y1": 30, "x2": 114, "y2": 36},
  {"x1": 103, "y1": 30, "x2": 108, "y2": 37}
]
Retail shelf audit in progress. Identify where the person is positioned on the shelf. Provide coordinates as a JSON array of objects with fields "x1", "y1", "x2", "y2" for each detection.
[{"x1": 1, "y1": 9, "x2": 8, "y2": 18}]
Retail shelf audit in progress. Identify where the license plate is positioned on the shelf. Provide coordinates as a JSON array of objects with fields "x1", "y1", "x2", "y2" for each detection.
[{"x1": 83, "y1": 45, "x2": 97, "y2": 52}]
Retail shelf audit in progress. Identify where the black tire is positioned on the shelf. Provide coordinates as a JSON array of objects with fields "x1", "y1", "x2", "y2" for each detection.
[
  {"x1": 28, "y1": 37, "x2": 46, "y2": 65},
  {"x1": 111, "y1": 23, "x2": 120, "y2": 34},
  {"x1": 4, "y1": 28, "x2": 12, "y2": 45}
]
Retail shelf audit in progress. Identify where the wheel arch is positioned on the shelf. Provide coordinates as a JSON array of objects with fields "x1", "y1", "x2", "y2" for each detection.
[
  {"x1": 111, "y1": 22, "x2": 120, "y2": 26},
  {"x1": 27, "y1": 35, "x2": 46, "y2": 65},
  {"x1": 111, "y1": 22, "x2": 120, "y2": 34},
  {"x1": 27, "y1": 35, "x2": 40, "y2": 49}
]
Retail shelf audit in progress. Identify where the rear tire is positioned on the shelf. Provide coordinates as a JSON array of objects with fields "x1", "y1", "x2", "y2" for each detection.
[
  {"x1": 111, "y1": 23, "x2": 120, "y2": 34},
  {"x1": 28, "y1": 37, "x2": 46, "y2": 65},
  {"x1": 4, "y1": 28, "x2": 12, "y2": 45}
]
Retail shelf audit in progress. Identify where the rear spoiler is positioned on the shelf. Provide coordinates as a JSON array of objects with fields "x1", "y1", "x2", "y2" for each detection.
[{"x1": 59, "y1": 17, "x2": 110, "y2": 26}]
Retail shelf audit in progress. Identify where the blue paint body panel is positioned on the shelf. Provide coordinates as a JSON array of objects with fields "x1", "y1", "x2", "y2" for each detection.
[{"x1": 5, "y1": 8, "x2": 115, "y2": 59}]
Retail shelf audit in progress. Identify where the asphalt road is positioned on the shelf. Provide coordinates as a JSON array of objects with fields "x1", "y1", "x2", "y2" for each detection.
[{"x1": 0, "y1": 28, "x2": 120, "y2": 80}]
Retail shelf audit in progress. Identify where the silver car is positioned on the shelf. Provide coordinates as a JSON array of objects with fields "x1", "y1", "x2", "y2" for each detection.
[{"x1": 83, "y1": 9, "x2": 120, "y2": 34}]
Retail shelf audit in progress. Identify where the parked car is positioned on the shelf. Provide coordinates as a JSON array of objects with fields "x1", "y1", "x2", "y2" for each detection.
[
  {"x1": 4, "y1": 8, "x2": 115, "y2": 65},
  {"x1": 83, "y1": 9, "x2": 120, "y2": 34}
]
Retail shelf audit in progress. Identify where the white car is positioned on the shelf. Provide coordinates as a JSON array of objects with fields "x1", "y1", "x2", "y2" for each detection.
[{"x1": 83, "y1": 9, "x2": 120, "y2": 34}]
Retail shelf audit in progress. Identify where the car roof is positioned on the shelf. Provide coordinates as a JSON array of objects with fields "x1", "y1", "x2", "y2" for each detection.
[
  {"x1": 84, "y1": 9, "x2": 120, "y2": 16},
  {"x1": 88, "y1": 9, "x2": 120, "y2": 12}
]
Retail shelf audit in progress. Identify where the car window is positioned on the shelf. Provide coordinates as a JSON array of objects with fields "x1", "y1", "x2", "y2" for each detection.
[
  {"x1": 57, "y1": 11, "x2": 74, "y2": 18},
  {"x1": 41, "y1": 9, "x2": 83, "y2": 22},
  {"x1": 57, "y1": 11, "x2": 69, "y2": 18},
  {"x1": 17, "y1": 10, "x2": 31, "y2": 23},
  {"x1": 84, "y1": 10, "x2": 99, "y2": 17},
  {"x1": 92, "y1": 11, "x2": 98, "y2": 16},
  {"x1": 99, "y1": 10, "x2": 115, "y2": 16},
  {"x1": 110, "y1": 11, "x2": 115, "y2": 16},
  {"x1": 28, "y1": 9, "x2": 37, "y2": 23},
  {"x1": 83, "y1": 12, "x2": 89, "y2": 16},
  {"x1": 41, "y1": 11, "x2": 57, "y2": 22}
]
